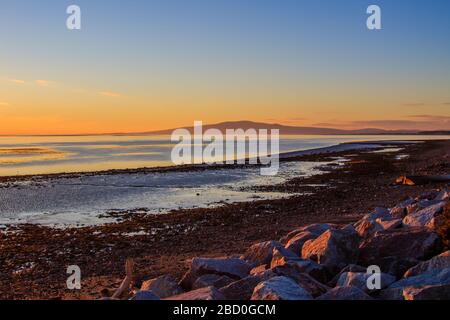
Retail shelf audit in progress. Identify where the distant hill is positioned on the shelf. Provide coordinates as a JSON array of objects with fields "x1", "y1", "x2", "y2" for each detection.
[
  {"x1": 417, "y1": 130, "x2": 450, "y2": 135},
  {"x1": 138, "y1": 120, "x2": 427, "y2": 136}
]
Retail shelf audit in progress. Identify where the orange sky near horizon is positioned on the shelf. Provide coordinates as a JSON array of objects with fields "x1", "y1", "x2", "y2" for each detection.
[{"x1": 1, "y1": 75, "x2": 449, "y2": 135}]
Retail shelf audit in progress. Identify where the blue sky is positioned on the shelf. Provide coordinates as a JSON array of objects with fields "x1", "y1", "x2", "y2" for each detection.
[{"x1": 0, "y1": 0, "x2": 449, "y2": 134}]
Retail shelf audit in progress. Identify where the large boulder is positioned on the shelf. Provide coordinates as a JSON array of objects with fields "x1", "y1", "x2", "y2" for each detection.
[
  {"x1": 251, "y1": 276, "x2": 313, "y2": 300},
  {"x1": 140, "y1": 275, "x2": 183, "y2": 298},
  {"x1": 376, "y1": 218, "x2": 403, "y2": 231},
  {"x1": 336, "y1": 272, "x2": 396, "y2": 292},
  {"x1": 241, "y1": 241, "x2": 284, "y2": 266},
  {"x1": 284, "y1": 231, "x2": 318, "y2": 256},
  {"x1": 390, "y1": 198, "x2": 415, "y2": 219},
  {"x1": 271, "y1": 263, "x2": 330, "y2": 297},
  {"x1": 270, "y1": 247, "x2": 300, "y2": 268},
  {"x1": 165, "y1": 286, "x2": 225, "y2": 300},
  {"x1": 354, "y1": 220, "x2": 383, "y2": 238},
  {"x1": 328, "y1": 264, "x2": 367, "y2": 287},
  {"x1": 404, "y1": 251, "x2": 450, "y2": 278},
  {"x1": 301, "y1": 229, "x2": 360, "y2": 274},
  {"x1": 316, "y1": 286, "x2": 373, "y2": 300},
  {"x1": 180, "y1": 257, "x2": 253, "y2": 290},
  {"x1": 360, "y1": 207, "x2": 391, "y2": 222},
  {"x1": 358, "y1": 228, "x2": 442, "y2": 276},
  {"x1": 271, "y1": 247, "x2": 329, "y2": 282},
  {"x1": 381, "y1": 268, "x2": 450, "y2": 300},
  {"x1": 389, "y1": 268, "x2": 450, "y2": 289},
  {"x1": 192, "y1": 274, "x2": 235, "y2": 290},
  {"x1": 219, "y1": 270, "x2": 276, "y2": 300},
  {"x1": 403, "y1": 201, "x2": 446, "y2": 229},
  {"x1": 280, "y1": 223, "x2": 335, "y2": 243}
]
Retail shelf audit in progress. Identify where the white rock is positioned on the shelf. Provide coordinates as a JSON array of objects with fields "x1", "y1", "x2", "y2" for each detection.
[{"x1": 251, "y1": 276, "x2": 313, "y2": 300}]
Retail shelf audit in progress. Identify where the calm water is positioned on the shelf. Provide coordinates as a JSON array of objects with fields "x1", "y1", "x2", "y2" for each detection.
[
  {"x1": 0, "y1": 134, "x2": 448, "y2": 226},
  {"x1": 0, "y1": 134, "x2": 448, "y2": 176}
]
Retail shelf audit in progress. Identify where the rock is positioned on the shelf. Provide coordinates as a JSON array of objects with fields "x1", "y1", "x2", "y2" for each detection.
[
  {"x1": 404, "y1": 251, "x2": 450, "y2": 278},
  {"x1": 242, "y1": 241, "x2": 284, "y2": 266},
  {"x1": 381, "y1": 268, "x2": 450, "y2": 300},
  {"x1": 270, "y1": 248, "x2": 301, "y2": 268},
  {"x1": 250, "y1": 265, "x2": 267, "y2": 275},
  {"x1": 180, "y1": 257, "x2": 253, "y2": 290},
  {"x1": 376, "y1": 218, "x2": 403, "y2": 231},
  {"x1": 251, "y1": 276, "x2": 313, "y2": 300},
  {"x1": 389, "y1": 268, "x2": 450, "y2": 289},
  {"x1": 403, "y1": 202, "x2": 446, "y2": 229},
  {"x1": 361, "y1": 207, "x2": 391, "y2": 222},
  {"x1": 358, "y1": 228, "x2": 442, "y2": 275},
  {"x1": 301, "y1": 228, "x2": 360, "y2": 274},
  {"x1": 390, "y1": 198, "x2": 415, "y2": 218},
  {"x1": 165, "y1": 286, "x2": 225, "y2": 300},
  {"x1": 336, "y1": 272, "x2": 396, "y2": 292},
  {"x1": 130, "y1": 290, "x2": 160, "y2": 300},
  {"x1": 402, "y1": 284, "x2": 450, "y2": 300},
  {"x1": 140, "y1": 275, "x2": 183, "y2": 298},
  {"x1": 417, "y1": 198, "x2": 444, "y2": 209},
  {"x1": 316, "y1": 286, "x2": 373, "y2": 300},
  {"x1": 284, "y1": 231, "x2": 317, "y2": 256},
  {"x1": 271, "y1": 263, "x2": 330, "y2": 297},
  {"x1": 354, "y1": 220, "x2": 383, "y2": 238},
  {"x1": 374, "y1": 256, "x2": 420, "y2": 278},
  {"x1": 328, "y1": 264, "x2": 367, "y2": 287},
  {"x1": 219, "y1": 270, "x2": 276, "y2": 300},
  {"x1": 192, "y1": 274, "x2": 235, "y2": 290},
  {"x1": 271, "y1": 247, "x2": 328, "y2": 283},
  {"x1": 435, "y1": 189, "x2": 449, "y2": 202},
  {"x1": 271, "y1": 246, "x2": 306, "y2": 268},
  {"x1": 280, "y1": 223, "x2": 335, "y2": 243}
]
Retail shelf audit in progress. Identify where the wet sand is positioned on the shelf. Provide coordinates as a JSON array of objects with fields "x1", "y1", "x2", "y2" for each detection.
[{"x1": 0, "y1": 139, "x2": 449, "y2": 299}]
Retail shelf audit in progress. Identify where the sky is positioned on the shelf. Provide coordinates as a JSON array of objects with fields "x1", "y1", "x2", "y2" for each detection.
[{"x1": 0, "y1": 0, "x2": 449, "y2": 135}]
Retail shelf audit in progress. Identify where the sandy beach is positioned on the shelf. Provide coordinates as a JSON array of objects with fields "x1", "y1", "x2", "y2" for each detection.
[{"x1": 0, "y1": 139, "x2": 448, "y2": 299}]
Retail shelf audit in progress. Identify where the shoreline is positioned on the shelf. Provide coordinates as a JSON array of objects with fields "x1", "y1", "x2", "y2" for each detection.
[
  {"x1": 0, "y1": 139, "x2": 449, "y2": 299},
  {"x1": 0, "y1": 140, "x2": 425, "y2": 227},
  {"x1": 0, "y1": 139, "x2": 427, "y2": 182}
]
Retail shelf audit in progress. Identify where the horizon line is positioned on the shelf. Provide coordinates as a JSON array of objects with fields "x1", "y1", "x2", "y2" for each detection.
[{"x1": 0, "y1": 120, "x2": 448, "y2": 137}]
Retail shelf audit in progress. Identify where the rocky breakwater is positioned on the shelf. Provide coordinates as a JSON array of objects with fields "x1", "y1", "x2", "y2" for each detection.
[{"x1": 123, "y1": 188, "x2": 450, "y2": 300}]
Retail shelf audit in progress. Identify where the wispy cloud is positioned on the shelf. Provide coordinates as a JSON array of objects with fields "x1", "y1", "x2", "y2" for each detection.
[
  {"x1": 9, "y1": 79, "x2": 26, "y2": 85},
  {"x1": 0, "y1": 102, "x2": 10, "y2": 107},
  {"x1": 402, "y1": 102, "x2": 425, "y2": 107},
  {"x1": 99, "y1": 91, "x2": 123, "y2": 98},
  {"x1": 35, "y1": 79, "x2": 51, "y2": 87},
  {"x1": 443, "y1": 102, "x2": 450, "y2": 105}
]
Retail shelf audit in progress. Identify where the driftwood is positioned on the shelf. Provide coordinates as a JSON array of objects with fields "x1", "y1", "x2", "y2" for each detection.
[
  {"x1": 394, "y1": 175, "x2": 450, "y2": 186},
  {"x1": 100, "y1": 259, "x2": 134, "y2": 300}
]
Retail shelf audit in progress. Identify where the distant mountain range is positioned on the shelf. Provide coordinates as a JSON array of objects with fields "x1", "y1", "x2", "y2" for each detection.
[{"x1": 138, "y1": 121, "x2": 449, "y2": 136}]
